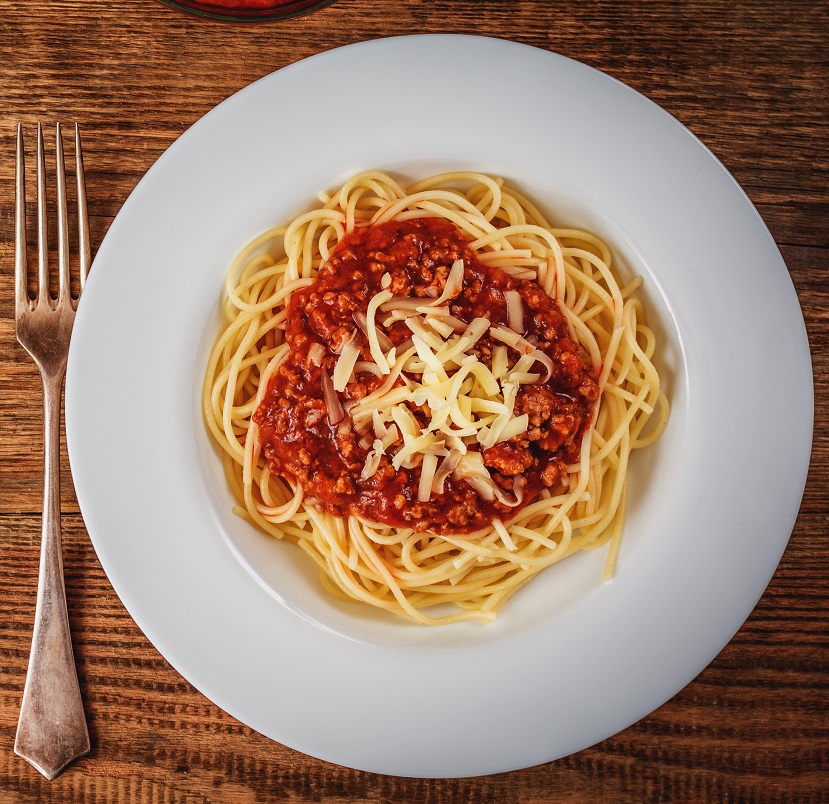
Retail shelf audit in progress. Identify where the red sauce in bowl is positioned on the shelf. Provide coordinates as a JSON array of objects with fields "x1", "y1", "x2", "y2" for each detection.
[
  {"x1": 159, "y1": 0, "x2": 337, "y2": 22},
  {"x1": 254, "y1": 218, "x2": 599, "y2": 535}
]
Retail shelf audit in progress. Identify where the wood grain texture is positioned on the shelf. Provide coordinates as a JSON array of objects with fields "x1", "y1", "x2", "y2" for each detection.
[{"x1": 1, "y1": 0, "x2": 827, "y2": 801}]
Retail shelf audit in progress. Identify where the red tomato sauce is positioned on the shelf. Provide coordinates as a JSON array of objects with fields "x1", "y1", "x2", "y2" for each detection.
[
  {"x1": 180, "y1": 0, "x2": 327, "y2": 11},
  {"x1": 254, "y1": 218, "x2": 599, "y2": 535}
]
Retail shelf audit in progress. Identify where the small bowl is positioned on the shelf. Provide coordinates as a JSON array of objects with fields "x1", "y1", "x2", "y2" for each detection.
[{"x1": 159, "y1": 0, "x2": 338, "y2": 22}]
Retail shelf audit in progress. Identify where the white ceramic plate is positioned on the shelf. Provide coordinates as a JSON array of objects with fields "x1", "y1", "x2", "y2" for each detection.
[{"x1": 66, "y1": 35, "x2": 812, "y2": 778}]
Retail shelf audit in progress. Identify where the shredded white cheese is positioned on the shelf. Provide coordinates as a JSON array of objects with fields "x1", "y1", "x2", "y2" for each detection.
[
  {"x1": 332, "y1": 332, "x2": 361, "y2": 391},
  {"x1": 344, "y1": 261, "x2": 549, "y2": 502},
  {"x1": 365, "y1": 289, "x2": 394, "y2": 373}
]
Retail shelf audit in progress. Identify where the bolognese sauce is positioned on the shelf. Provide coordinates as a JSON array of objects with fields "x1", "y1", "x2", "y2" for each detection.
[{"x1": 253, "y1": 217, "x2": 599, "y2": 535}]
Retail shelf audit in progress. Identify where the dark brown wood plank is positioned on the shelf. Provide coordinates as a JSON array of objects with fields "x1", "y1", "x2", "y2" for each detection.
[{"x1": 0, "y1": 0, "x2": 826, "y2": 801}]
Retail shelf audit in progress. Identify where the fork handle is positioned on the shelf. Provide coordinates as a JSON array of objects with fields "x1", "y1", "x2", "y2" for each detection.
[{"x1": 15, "y1": 369, "x2": 90, "y2": 780}]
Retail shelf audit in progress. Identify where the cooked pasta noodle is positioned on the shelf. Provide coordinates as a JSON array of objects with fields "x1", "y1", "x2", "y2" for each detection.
[{"x1": 203, "y1": 171, "x2": 668, "y2": 625}]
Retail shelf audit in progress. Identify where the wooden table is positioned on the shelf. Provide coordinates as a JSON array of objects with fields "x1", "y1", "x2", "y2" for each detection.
[{"x1": 1, "y1": 1, "x2": 826, "y2": 800}]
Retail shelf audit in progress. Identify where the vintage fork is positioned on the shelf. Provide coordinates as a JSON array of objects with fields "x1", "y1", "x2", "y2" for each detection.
[{"x1": 13, "y1": 122, "x2": 91, "y2": 780}]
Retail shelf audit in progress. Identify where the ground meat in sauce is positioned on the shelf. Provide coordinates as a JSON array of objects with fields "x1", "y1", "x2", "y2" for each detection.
[{"x1": 253, "y1": 217, "x2": 599, "y2": 535}]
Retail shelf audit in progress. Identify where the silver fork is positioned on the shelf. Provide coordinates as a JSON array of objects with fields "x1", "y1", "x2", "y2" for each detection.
[{"x1": 13, "y1": 122, "x2": 91, "y2": 780}]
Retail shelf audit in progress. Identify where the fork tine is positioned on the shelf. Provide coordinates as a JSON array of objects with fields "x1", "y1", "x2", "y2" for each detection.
[
  {"x1": 15, "y1": 123, "x2": 28, "y2": 313},
  {"x1": 36, "y1": 123, "x2": 49, "y2": 304},
  {"x1": 55, "y1": 122, "x2": 70, "y2": 304},
  {"x1": 75, "y1": 124, "x2": 90, "y2": 290}
]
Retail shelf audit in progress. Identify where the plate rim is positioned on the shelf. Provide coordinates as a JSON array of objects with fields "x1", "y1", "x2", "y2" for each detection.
[{"x1": 65, "y1": 34, "x2": 814, "y2": 777}]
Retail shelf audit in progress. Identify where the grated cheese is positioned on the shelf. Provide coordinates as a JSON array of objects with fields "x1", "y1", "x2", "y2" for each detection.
[
  {"x1": 332, "y1": 332, "x2": 361, "y2": 391},
  {"x1": 346, "y1": 262, "x2": 551, "y2": 502},
  {"x1": 365, "y1": 289, "x2": 394, "y2": 373}
]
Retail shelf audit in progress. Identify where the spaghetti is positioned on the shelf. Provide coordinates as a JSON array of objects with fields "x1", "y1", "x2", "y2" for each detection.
[{"x1": 203, "y1": 171, "x2": 668, "y2": 625}]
